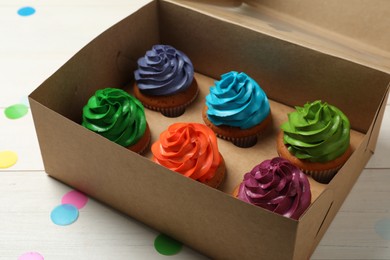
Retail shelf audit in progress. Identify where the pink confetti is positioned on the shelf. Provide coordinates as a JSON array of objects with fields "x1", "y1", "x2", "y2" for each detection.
[
  {"x1": 61, "y1": 190, "x2": 88, "y2": 209},
  {"x1": 18, "y1": 252, "x2": 44, "y2": 260}
]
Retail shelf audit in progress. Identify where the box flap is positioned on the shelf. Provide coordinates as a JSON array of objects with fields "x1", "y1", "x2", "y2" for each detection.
[
  {"x1": 166, "y1": 0, "x2": 390, "y2": 74},
  {"x1": 159, "y1": 1, "x2": 390, "y2": 134},
  {"x1": 245, "y1": 0, "x2": 390, "y2": 53}
]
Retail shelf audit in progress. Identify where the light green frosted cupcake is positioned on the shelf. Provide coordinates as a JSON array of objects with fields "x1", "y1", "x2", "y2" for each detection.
[
  {"x1": 277, "y1": 100, "x2": 352, "y2": 183},
  {"x1": 82, "y1": 88, "x2": 151, "y2": 154}
]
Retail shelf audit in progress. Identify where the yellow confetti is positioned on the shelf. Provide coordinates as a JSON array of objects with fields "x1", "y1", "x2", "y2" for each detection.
[{"x1": 0, "y1": 151, "x2": 18, "y2": 168}]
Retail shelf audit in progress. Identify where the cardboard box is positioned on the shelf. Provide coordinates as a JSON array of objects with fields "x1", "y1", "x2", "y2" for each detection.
[{"x1": 29, "y1": 1, "x2": 390, "y2": 259}]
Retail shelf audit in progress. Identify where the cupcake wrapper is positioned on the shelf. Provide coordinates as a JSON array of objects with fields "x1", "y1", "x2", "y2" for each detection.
[
  {"x1": 144, "y1": 104, "x2": 186, "y2": 117},
  {"x1": 303, "y1": 165, "x2": 342, "y2": 184},
  {"x1": 143, "y1": 87, "x2": 199, "y2": 118},
  {"x1": 277, "y1": 146, "x2": 346, "y2": 184},
  {"x1": 216, "y1": 133, "x2": 258, "y2": 148}
]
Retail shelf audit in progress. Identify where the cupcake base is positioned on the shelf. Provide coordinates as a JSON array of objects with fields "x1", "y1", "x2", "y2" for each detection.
[
  {"x1": 202, "y1": 155, "x2": 226, "y2": 189},
  {"x1": 132, "y1": 79, "x2": 199, "y2": 117},
  {"x1": 127, "y1": 123, "x2": 151, "y2": 154},
  {"x1": 202, "y1": 106, "x2": 272, "y2": 148},
  {"x1": 276, "y1": 131, "x2": 353, "y2": 183}
]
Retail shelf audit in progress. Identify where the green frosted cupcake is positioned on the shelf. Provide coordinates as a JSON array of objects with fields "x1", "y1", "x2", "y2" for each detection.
[
  {"x1": 277, "y1": 100, "x2": 352, "y2": 183},
  {"x1": 82, "y1": 88, "x2": 151, "y2": 154}
]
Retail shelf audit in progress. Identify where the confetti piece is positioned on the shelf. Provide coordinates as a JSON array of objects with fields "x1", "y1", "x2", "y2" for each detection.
[
  {"x1": 17, "y1": 6, "x2": 36, "y2": 16},
  {"x1": 0, "y1": 150, "x2": 18, "y2": 169},
  {"x1": 62, "y1": 190, "x2": 88, "y2": 209},
  {"x1": 375, "y1": 218, "x2": 390, "y2": 240},
  {"x1": 4, "y1": 104, "x2": 28, "y2": 119},
  {"x1": 50, "y1": 204, "x2": 79, "y2": 226},
  {"x1": 18, "y1": 252, "x2": 44, "y2": 260},
  {"x1": 154, "y1": 234, "x2": 183, "y2": 256}
]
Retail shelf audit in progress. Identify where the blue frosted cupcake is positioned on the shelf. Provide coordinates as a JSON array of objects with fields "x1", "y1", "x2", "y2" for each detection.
[
  {"x1": 202, "y1": 71, "x2": 272, "y2": 147},
  {"x1": 133, "y1": 44, "x2": 198, "y2": 117}
]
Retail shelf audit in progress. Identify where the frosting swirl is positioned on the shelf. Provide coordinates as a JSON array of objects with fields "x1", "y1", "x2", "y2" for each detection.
[
  {"x1": 281, "y1": 100, "x2": 350, "y2": 162},
  {"x1": 237, "y1": 157, "x2": 311, "y2": 220},
  {"x1": 134, "y1": 44, "x2": 194, "y2": 96},
  {"x1": 82, "y1": 88, "x2": 147, "y2": 147},
  {"x1": 205, "y1": 71, "x2": 270, "y2": 129},
  {"x1": 152, "y1": 123, "x2": 221, "y2": 182}
]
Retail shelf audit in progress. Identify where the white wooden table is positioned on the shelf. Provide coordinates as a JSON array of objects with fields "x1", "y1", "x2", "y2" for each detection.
[{"x1": 1, "y1": 1, "x2": 389, "y2": 259}]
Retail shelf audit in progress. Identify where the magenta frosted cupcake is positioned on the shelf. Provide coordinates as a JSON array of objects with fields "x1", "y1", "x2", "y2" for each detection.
[
  {"x1": 233, "y1": 157, "x2": 311, "y2": 220},
  {"x1": 133, "y1": 44, "x2": 198, "y2": 117}
]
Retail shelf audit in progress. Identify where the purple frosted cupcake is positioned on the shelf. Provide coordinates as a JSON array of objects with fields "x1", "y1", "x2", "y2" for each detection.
[
  {"x1": 233, "y1": 157, "x2": 311, "y2": 220},
  {"x1": 133, "y1": 44, "x2": 199, "y2": 117}
]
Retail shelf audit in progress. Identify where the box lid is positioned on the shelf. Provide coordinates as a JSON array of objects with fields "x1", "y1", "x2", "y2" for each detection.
[{"x1": 166, "y1": 0, "x2": 390, "y2": 73}]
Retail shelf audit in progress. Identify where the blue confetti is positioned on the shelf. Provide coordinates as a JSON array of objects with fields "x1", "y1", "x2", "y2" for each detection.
[
  {"x1": 17, "y1": 7, "x2": 36, "y2": 17},
  {"x1": 375, "y1": 218, "x2": 390, "y2": 240},
  {"x1": 50, "y1": 204, "x2": 79, "y2": 226}
]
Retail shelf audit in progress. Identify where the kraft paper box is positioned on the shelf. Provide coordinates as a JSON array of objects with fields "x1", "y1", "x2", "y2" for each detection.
[{"x1": 29, "y1": 1, "x2": 390, "y2": 259}]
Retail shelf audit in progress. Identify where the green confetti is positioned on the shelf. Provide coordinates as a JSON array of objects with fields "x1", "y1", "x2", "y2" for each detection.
[
  {"x1": 4, "y1": 104, "x2": 28, "y2": 119},
  {"x1": 154, "y1": 233, "x2": 183, "y2": 256}
]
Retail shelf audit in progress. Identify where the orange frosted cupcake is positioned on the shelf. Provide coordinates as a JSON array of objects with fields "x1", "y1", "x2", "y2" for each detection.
[
  {"x1": 277, "y1": 100, "x2": 352, "y2": 183},
  {"x1": 133, "y1": 44, "x2": 198, "y2": 117},
  {"x1": 203, "y1": 71, "x2": 272, "y2": 148},
  {"x1": 151, "y1": 123, "x2": 226, "y2": 188},
  {"x1": 82, "y1": 88, "x2": 151, "y2": 154}
]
